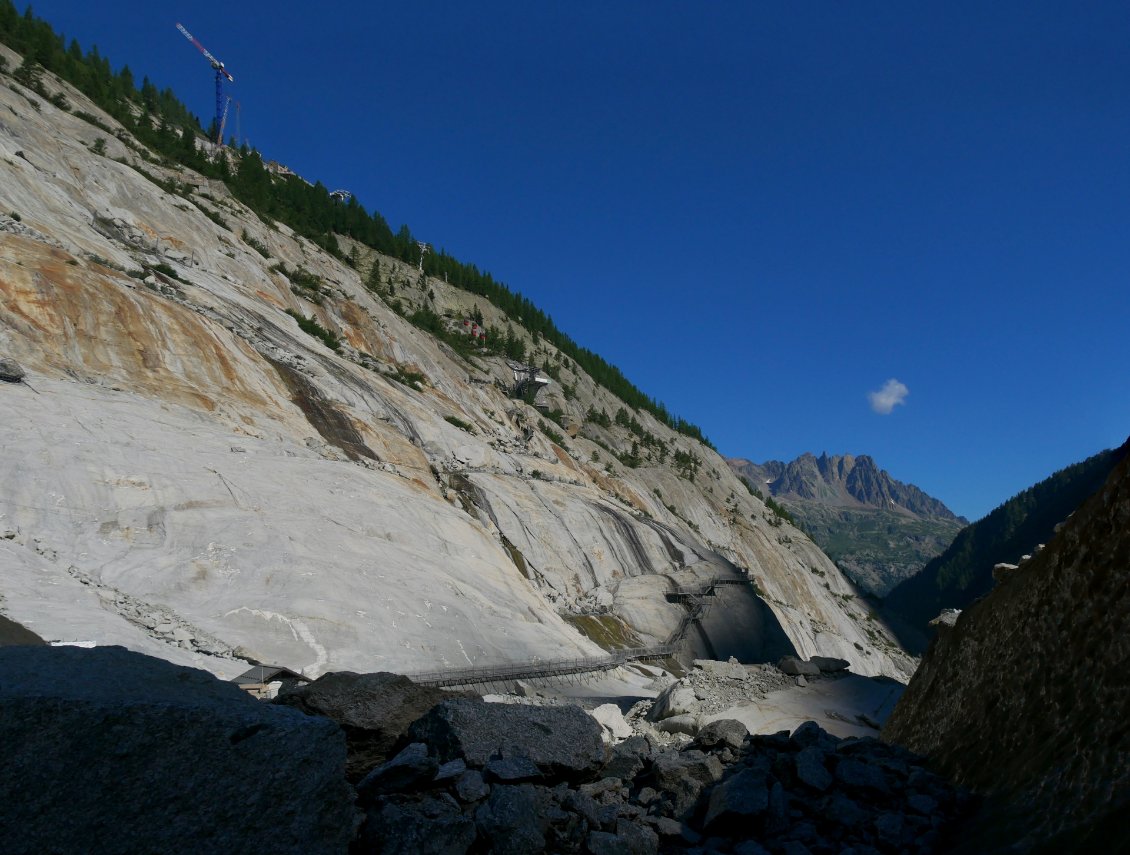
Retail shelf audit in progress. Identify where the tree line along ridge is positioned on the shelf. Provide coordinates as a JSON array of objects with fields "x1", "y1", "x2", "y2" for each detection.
[{"x1": 0, "y1": 0, "x2": 712, "y2": 449}]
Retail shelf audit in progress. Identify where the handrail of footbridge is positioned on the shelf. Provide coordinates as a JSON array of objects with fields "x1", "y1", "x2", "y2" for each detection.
[
  {"x1": 402, "y1": 577, "x2": 755, "y2": 688},
  {"x1": 403, "y1": 644, "x2": 675, "y2": 688},
  {"x1": 664, "y1": 576, "x2": 749, "y2": 600}
]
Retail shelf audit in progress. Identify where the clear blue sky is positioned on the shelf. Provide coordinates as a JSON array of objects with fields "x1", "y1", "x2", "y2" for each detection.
[{"x1": 26, "y1": 2, "x2": 1130, "y2": 521}]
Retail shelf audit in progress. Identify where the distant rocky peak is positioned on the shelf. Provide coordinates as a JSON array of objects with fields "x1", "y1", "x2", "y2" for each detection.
[{"x1": 731, "y1": 452, "x2": 962, "y2": 522}]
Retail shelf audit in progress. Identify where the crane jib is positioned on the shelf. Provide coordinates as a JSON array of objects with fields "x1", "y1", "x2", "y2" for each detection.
[{"x1": 175, "y1": 22, "x2": 234, "y2": 82}]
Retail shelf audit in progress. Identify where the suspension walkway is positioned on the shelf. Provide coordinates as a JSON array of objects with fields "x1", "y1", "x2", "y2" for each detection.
[
  {"x1": 401, "y1": 575, "x2": 754, "y2": 688},
  {"x1": 403, "y1": 644, "x2": 675, "y2": 688},
  {"x1": 663, "y1": 576, "x2": 748, "y2": 602}
]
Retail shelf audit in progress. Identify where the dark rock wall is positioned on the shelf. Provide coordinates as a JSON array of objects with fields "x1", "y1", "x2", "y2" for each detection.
[
  {"x1": 0, "y1": 646, "x2": 356, "y2": 855},
  {"x1": 0, "y1": 614, "x2": 44, "y2": 646},
  {"x1": 694, "y1": 585, "x2": 798, "y2": 664},
  {"x1": 883, "y1": 452, "x2": 1130, "y2": 854}
]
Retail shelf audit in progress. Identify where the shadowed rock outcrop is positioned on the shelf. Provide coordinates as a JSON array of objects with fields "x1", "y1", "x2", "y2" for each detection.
[
  {"x1": 883, "y1": 441, "x2": 1130, "y2": 854},
  {"x1": 358, "y1": 704, "x2": 963, "y2": 854},
  {"x1": 406, "y1": 698, "x2": 606, "y2": 782},
  {"x1": 0, "y1": 646, "x2": 355, "y2": 855},
  {"x1": 274, "y1": 670, "x2": 474, "y2": 780}
]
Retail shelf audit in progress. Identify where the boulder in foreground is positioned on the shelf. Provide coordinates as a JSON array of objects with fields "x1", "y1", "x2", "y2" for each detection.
[
  {"x1": 0, "y1": 645, "x2": 355, "y2": 855},
  {"x1": 407, "y1": 698, "x2": 605, "y2": 781},
  {"x1": 274, "y1": 669, "x2": 472, "y2": 780}
]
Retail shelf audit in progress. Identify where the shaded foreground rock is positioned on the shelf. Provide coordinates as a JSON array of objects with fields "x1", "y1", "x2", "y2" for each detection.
[
  {"x1": 0, "y1": 645, "x2": 355, "y2": 855},
  {"x1": 355, "y1": 700, "x2": 963, "y2": 854},
  {"x1": 275, "y1": 669, "x2": 472, "y2": 780},
  {"x1": 407, "y1": 698, "x2": 605, "y2": 780},
  {"x1": 884, "y1": 439, "x2": 1130, "y2": 854}
]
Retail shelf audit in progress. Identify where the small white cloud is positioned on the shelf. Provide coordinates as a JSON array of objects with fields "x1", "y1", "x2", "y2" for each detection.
[{"x1": 868, "y1": 378, "x2": 909, "y2": 415}]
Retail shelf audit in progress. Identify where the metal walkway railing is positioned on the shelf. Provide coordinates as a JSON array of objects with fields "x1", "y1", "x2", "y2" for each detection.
[
  {"x1": 400, "y1": 575, "x2": 755, "y2": 688},
  {"x1": 403, "y1": 644, "x2": 676, "y2": 688}
]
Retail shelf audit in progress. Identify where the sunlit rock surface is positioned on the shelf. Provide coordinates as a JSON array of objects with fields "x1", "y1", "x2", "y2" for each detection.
[{"x1": 0, "y1": 47, "x2": 911, "y2": 680}]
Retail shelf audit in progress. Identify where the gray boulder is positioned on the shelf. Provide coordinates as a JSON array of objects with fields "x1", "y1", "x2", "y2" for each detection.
[
  {"x1": 358, "y1": 793, "x2": 475, "y2": 854},
  {"x1": 0, "y1": 645, "x2": 355, "y2": 855},
  {"x1": 356, "y1": 741, "x2": 439, "y2": 798},
  {"x1": 703, "y1": 767, "x2": 770, "y2": 831},
  {"x1": 588, "y1": 830, "x2": 631, "y2": 855},
  {"x1": 619, "y1": 822, "x2": 659, "y2": 853},
  {"x1": 656, "y1": 713, "x2": 701, "y2": 736},
  {"x1": 648, "y1": 681, "x2": 699, "y2": 721},
  {"x1": 809, "y1": 656, "x2": 850, "y2": 673},
  {"x1": 474, "y1": 784, "x2": 547, "y2": 853},
  {"x1": 602, "y1": 735, "x2": 651, "y2": 780},
  {"x1": 592, "y1": 702, "x2": 634, "y2": 742},
  {"x1": 790, "y1": 720, "x2": 840, "y2": 751},
  {"x1": 794, "y1": 746, "x2": 833, "y2": 791},
  {"x1": 835, "y1": 758, "x2": 892, "y2": 795},
  {"x1": 408, "y1": 698, "x2": 605, "y2": 781},
  {"x1": 0, "y1": 357, "x2": 26, "y2": 382},
  {"x1": 694, "y1": 718, "x2": 749, "y2": 751},
  {"x1": 777, "y1": 656, "x2": 821, "y2": 676},
  {"x1": 651, "y1": 749, "x2": 724, "y2": 817},
  {"x1": 274, "y1": 669, "x2": 471, "y2": 780},
  {"x1": 455, "y1": 769, "x2": 490, "y2": 803},
  {"x1": 483, "y1": 754, "x2": 543, "y2": 783}
]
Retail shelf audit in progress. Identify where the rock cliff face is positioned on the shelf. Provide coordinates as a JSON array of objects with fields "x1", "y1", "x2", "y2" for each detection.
[
  {"x1": 729, "y1": 454, "x2": 965, "y2": 596},
  {"x1": 0, "y1": 44, "x2": 911, "y2": 681},
  {"x1": 883, "y1": 446, "x2": 1130, "y2": 853},
  {"x1": 0, "y1": 645, "x2": 356, "y2": 854}
]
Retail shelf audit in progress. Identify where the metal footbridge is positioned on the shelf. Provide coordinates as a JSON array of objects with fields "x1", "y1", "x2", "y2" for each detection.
[
  {"x1": 399, "y1": 575, "x2": 755, "y2": 689},
  {"x1": 403, "y1": 644, "x2": 675, "y2": 688}
]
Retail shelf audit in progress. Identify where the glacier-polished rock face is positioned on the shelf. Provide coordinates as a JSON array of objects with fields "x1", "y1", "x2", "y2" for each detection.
[{"x1": 0, "y1": 48, "x2": 911, "y2": 680}]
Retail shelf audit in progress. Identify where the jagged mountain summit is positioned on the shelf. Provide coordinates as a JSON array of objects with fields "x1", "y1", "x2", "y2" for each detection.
[
  {"x1": 728, "y1": 453, "x2": 966, "y2": 597},
  {"x1": 0, "y1": 35, "x2": 912, "y2": 682},
  {"x1": 731, "y1": 452, "x2": 963, "y2": 519}
]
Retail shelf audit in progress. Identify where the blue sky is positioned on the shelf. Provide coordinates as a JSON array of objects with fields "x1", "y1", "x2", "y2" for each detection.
[{"x1": 25, "y1": 2, "x2": 1130, "y2": 520}]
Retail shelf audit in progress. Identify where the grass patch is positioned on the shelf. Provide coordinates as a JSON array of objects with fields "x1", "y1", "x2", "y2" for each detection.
[
  {"x1": 564, "y1": 614, "x2": 644, "y2": 652},
  {"x1": 538, "y1": 420, "x2": 565, "y2": 445},
  {"x1": 285, "y1": 308, "x2": 341, "y2": 352},
  {"x1": 444, "y1": 415, "x2": 475, "y2": 434},
  {"x1": 389, "y1": 367, "x2": 427, "y2": 390},
  {"x1": 148, "y1": 262, "x2": 183, "y2": 282},
  {"x1": 242, "y1": 230, "x2": 270, "y2": 258}
]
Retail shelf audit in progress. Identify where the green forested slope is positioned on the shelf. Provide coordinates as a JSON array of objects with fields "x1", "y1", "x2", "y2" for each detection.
[
  {"x1": 0, "y1": 0, "x2": 710, "y2": 446},
  {"x1": 884, "y1": 440, "x2": 1128, "y2": 650}
]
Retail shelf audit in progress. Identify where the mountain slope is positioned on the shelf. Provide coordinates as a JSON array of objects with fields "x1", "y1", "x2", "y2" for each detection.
[
  {"x1": 883, "y1": 441, "x2": 1130, "y2": 853},
  {"x1": 883, "y1": 441, "x2": 1127, "y2": 651},
  {"x1": 0, "y1": 38, "x2": 912, "y2": 681},
  {"x1": 729, "y1": 453, "x2": 965, "y2": 596}
]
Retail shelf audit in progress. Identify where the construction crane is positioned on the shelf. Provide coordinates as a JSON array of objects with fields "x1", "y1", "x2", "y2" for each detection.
[
  {"x1": 218, "y1": 96, "x2": 232, "y2": 147},
  {"x1": 175, "y1": 22, "x2": 234, "y2": 145}
]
